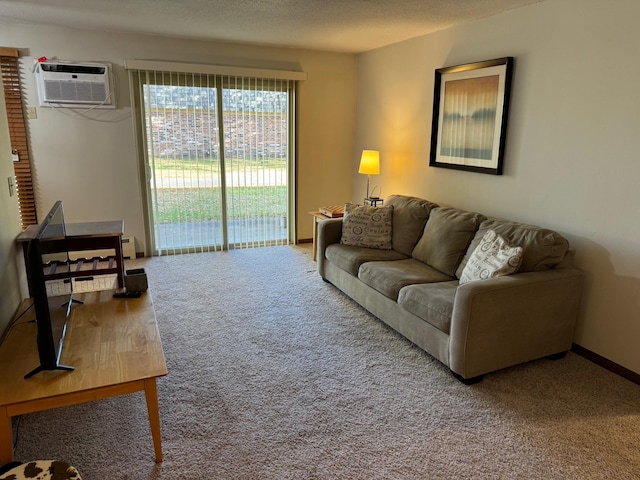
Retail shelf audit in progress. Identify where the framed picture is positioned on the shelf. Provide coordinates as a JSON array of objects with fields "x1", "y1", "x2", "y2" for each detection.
[{"x1": 429, "y1": 57, "x2": 513, "y2": 175}]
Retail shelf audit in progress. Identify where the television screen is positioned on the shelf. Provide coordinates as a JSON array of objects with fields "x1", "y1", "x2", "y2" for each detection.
[{"x1": 25, "y1": 201, "x2": 75, "y2": 378}]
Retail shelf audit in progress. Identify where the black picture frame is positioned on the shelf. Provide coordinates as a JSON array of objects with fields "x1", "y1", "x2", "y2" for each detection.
[{"x1": 429, "y1": 57, "x2": 514, "y2": 175}]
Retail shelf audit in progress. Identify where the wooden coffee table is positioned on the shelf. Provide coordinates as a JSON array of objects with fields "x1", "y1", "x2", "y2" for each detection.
[{"x1": 0, "y1": 290, "x2": 167, "y2": 464}]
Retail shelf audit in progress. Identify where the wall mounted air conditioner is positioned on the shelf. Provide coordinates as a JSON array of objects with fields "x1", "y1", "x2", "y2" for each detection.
[{"x1": 35, "y1": 61, "x2": 115, "y2": 108}]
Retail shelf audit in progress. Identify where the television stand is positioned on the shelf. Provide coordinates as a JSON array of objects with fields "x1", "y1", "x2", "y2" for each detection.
[
  {"x1": 24, "y1": 363, "x2": 74, "y2": 379},
  {"x1": 62, "y1": 296, "x2": 84, "y2": 309},
  {"x1": 0, "y1": 290, "x2": 167, "y2": 464},
  {"x1": 24, "y1": 293, "x2": 78, "y2": 380}
]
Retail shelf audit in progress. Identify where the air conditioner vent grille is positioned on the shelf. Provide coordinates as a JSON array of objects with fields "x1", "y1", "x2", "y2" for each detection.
[{"x1": 44, "y1": 80, "x2": 108, "y2": 103}]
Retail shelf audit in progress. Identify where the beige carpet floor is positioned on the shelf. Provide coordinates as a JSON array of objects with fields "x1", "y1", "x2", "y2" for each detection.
[{"x1": 12, "y1": 244, "x2": 640, "y2": 479}]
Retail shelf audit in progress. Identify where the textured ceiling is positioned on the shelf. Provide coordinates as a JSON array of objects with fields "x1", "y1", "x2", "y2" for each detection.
[{"x1": 0, "y1": 0, "x2": 543, "y2": 53}]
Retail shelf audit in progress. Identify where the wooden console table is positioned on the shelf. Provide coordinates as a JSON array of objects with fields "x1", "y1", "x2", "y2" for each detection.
[
  {"x1": 17, "y1": 220, "x2": 126, "y2": 293},
  {"x1": 0, "y1": 290, "x2": 167, "y2": 464}
]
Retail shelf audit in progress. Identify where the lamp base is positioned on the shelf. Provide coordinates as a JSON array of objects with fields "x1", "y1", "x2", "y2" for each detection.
[{"x1": 364, "y1": 197, "x2": 384, "y2": 207}]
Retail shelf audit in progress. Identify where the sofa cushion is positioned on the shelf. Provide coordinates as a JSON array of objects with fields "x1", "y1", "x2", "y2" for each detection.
[
  {"x1": 340, "y1": 203, "x2": 393, "y2": 250},
  {"x1": 397, "y1": 281, "x2": 458, "y2": 334},
  {"x1": 411, "y1": 207, "x2": 486, "y2": 276},
  {"x1": 358, "y1": 258, "x2": 454, "y2": 300},
  {"x1": 456, "y1": 218, "x2": 570, "y2": 277},
  {"x1": 459, "y1": 229, "x2": 523, "y2": 284},
  {"x1": 325, "y1": 243, "x2": 408, "y2": 277},
  {"x1": 385, "y1": 195, "x2": 439, "y2": 256}
]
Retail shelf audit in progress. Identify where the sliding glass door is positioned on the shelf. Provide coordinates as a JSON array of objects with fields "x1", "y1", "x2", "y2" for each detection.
[
  {"x1": 222, "y1": 78, "x2": 291, "y2": 249},
  {"x1": 132, "y1": 69, "x2": 294, "y2": 255}
]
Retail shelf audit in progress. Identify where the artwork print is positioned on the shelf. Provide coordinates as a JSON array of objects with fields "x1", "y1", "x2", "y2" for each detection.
[{"x1": 429, "y1": 57, "x2": 513, "y2": 175}]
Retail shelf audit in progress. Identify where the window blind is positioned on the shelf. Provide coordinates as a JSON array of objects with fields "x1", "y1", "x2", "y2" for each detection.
[{"x1": 0, "y1": 48, "x2": 37, "y2": 228}]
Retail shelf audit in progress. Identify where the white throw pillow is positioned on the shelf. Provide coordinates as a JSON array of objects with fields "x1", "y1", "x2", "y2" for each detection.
[
  {"x1": 340, "y1": 203, "x2": 393, "y2": 250},
  {"x1": 459, "y1": 229, "x2": 523, "y2": 284}
]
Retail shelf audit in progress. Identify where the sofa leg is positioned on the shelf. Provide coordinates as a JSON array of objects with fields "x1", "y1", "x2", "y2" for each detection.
[
  {"x1": 548, "y1": 351, "x2": 568, "y2": 360},
  {"x1": 452, "y1": 372, "x2": 484, "y2": 385}
]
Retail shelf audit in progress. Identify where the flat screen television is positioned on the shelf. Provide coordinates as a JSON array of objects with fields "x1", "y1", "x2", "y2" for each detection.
[{"x1": 24, "y1": 200, "x2": 77, "y2": 378}]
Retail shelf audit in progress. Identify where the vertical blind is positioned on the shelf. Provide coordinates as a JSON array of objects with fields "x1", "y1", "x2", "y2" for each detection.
[
  {"x1": 0, "y1": 48, "x2": 37, "y2": 228},
  {"x1": 222, "y1": 75, "x2": 292, "y2": 250},
  {"x1": 127, "y1": 62, "x2": 300, "y2": 255}
]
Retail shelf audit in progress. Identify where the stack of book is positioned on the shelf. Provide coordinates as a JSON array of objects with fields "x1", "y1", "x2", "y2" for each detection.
[{"x1": 319, "y1": 205, "x2": 344, "y2": 218}]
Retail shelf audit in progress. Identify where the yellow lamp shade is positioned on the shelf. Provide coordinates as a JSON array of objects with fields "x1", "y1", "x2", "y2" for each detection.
[{"x1": 358, "y1": 150, "x2": 380, "y2": 175}]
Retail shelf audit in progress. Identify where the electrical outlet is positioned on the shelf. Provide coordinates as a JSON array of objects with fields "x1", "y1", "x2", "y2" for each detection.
[{"x1": 26, "y1": 106, "x2": 37, "y2": 119}]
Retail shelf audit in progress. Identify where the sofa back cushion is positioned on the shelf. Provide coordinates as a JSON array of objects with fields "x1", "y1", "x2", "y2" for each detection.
[
  {"x1": 412, "y1": 207, "x2": 486, "y2": 276},
  {"x1": 385, "y1": 195, "x2": 439, "y2": 256},
  {"x1": 456, "y1": 218, "x2": 570, "y2": 277}
]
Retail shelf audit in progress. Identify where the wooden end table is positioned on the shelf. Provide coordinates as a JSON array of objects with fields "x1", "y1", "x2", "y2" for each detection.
[{"x1": 308, "y1": 211, "x2": 333, "y2": 261}]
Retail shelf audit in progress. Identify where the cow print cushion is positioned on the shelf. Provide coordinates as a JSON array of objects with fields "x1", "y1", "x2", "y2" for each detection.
[{"x1": 0, "y1": 460, "x2": 81, "y2": 480}]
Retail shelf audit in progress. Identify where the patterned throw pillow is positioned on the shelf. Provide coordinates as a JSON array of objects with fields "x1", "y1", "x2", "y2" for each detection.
[
  {"x1": 459, "y1": 229, "x2": 523, "y2": 284},
  {"x1": 340, "y1": 203, "x2": 393, "y2": 250}
]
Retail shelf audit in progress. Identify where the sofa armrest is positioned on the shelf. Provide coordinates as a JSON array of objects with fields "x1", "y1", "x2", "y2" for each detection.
[
  {"x1": 317, "y1": 218, "x2": 343, "y2": 277},
  {"x1": 448, "y1": 268, "x2": 584, "y2": 379}
]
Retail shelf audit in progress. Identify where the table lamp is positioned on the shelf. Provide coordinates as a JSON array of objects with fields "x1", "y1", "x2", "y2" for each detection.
[{"x1": 358, "y1": 150, "x2": 380, "y2": 201}]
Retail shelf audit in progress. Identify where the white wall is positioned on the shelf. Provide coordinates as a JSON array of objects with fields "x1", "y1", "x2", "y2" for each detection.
[
  {"x1": 354, "y1": 0, "x2": 640, "y2": 373},
  {"x1": 0, "y1": 75, "x2": 28, "y2": 333},
  {"x1": 0, "y1": 22, "x2": 357, "y2": 252}
]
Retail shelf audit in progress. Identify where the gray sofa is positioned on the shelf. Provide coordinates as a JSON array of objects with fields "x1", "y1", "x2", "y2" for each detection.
[{"x1": 317, "y1": 195, "x2": 584, "y2": 383}]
